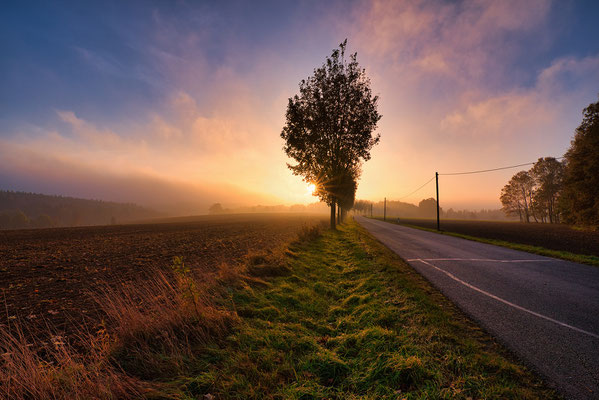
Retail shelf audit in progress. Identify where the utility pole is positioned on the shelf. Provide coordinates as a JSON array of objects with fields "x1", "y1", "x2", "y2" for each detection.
[
  {"x1": 384, "y1": 197, "x2": 386, "y2": 221},
  {"x1": 435, "y1": 172, "x2": 440, "y2": 231},
  {"x1": 370, "y1": 203, "x2": 373, "y2": 217}
]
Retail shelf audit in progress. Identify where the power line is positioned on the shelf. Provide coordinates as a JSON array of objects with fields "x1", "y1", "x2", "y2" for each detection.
[
  {"x1": 439, "y1": 157, "x2": 565, "y2": 176},
  {"x1": 397, "y1": 176, "x2": 435, "y2": 200}
]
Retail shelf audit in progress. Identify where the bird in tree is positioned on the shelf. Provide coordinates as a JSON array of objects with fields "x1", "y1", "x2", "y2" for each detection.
[{"x1": 281, "y1": 40, "x2": 381, "y2": 229}]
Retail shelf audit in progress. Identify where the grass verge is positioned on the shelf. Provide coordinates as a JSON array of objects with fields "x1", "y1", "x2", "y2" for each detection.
[
  {"x1": 0, "y1": 220, "x2": 558, "y2": 398},
  {"x1": 373, "y1": 217, "x2": 599, "y2": 267},
  {"x1": 174, "y1": 219, "x2": 557, "y2": 399}
]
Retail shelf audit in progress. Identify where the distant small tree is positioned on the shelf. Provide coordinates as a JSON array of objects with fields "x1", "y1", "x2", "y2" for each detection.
[
  {"x1": 281, "y1": 40, "x2": 381, "y2": 229},
  {"x1": 208, "y1": 203, "x2": 224, "y2": 215},
  {"x1": 418, "y1": 198, "x2": 438, "y2": 219},
  {"x1": 353, "y1": 199, "x2": 371, "y2": 215},
  {"x1": 560, "y1": 96, "x2": 599, "y2": 226}
]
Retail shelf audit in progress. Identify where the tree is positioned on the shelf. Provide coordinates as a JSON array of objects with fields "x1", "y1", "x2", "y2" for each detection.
[
  {"x1": 560, "y1": 96, "x2": 599, "y2": 226},
  {"x1": 208, "y1": 203, "x2": 224, "y2": 214},
  {"x1": 530, "y1": 157, "x2": 564, "y2": 223},
  {"x1": 500, "y1": 181, "x2": 524, "y2": 221},
  {"x1": 336, "y1": 167, "x2": 358, "y2": 222},
  {"x1": 418, "y1": 198, "x2": 438, "y2": 218},
  {"x1": 353, "y1": 199, "x2": 371, "y2": 215},
  {"x1": 281, "y1": 40, "x2": 381, "y2": 229},
  {"x1": 500, "y1": 171, "x2": 534, "y2": 222}
]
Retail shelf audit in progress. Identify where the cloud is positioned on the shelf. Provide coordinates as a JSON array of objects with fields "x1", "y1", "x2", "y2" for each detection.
[
  {"x1": 57, "y1": 110, "x2": 122, "y2": 147},
  {"x1": 439, "y1": 55, "x2": 599, "y2": 141},
  {"x1": 537, "y1": 55, "x2": 599, "y2": 94},
  {"x1": 350, "y1": 0, "x2": 551, "y2": 86},
  {"x1": 439, "y1": 91, "x2": 551, "y2": 139}
]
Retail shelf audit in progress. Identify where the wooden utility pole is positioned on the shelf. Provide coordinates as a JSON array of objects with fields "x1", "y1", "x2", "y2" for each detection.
[
  {"x1": 435, "y1": 172, "x2": 440, "y2": 231},
  {"x1": 384, "y1": 197, "x2": 386, "y2": 221}
]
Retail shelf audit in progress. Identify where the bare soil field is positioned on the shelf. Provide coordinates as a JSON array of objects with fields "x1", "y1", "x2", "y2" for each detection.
[
  {"x1": 0, "y1": 213, "x2": 325, "y2": 342},
  {"x1": 393, "y1": 218, "x2": 599, "y2": 257}
]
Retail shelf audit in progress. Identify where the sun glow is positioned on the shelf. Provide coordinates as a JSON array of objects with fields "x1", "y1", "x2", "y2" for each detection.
[{"x1": 307, "y1": 183, "x2": 316, "y2": 195}]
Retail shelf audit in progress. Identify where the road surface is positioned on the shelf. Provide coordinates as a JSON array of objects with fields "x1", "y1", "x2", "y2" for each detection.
[{"x1": 356, "y1": 216, "x2": 599, "y2": 400}]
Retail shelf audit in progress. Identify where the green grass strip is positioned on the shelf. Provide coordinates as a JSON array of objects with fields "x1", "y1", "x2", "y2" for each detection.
[
  {"x1": 372, "y1": 217, "x2": 599, "y2": 267},
  {"x1": 171, "y1": 220, "x2": 556, "y2": 399}
]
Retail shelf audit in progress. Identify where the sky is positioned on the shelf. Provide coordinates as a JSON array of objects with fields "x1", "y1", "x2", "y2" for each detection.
[{"x1": 1, "y1": 0, "x2": 598, "y2": 213}]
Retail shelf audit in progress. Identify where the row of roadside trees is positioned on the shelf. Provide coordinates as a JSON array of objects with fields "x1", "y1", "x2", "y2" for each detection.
[
  {"x1": 500, "y1": 97, "x2": 599, "y2": 226},
  {"x1": 281, "y1": 40, "x2": 380, "y2": 229},
  {"x1": 500, "y1": 158, "x2": 564, "y2": 223}
]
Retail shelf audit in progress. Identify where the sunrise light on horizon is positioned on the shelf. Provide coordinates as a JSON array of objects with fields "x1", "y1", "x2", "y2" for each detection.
[{"x1": 2, "y1": 0, "x2": 598, "y2": 214}]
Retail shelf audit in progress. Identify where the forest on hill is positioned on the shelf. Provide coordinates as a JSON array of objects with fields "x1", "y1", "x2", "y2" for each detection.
[{"x1": 0, "y1": 191, "x2": 161, "y2": 229}]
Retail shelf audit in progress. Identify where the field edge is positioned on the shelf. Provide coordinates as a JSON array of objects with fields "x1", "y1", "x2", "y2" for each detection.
[{"x1": 369, "y1": 217, "x2": 599, "y2": 267}]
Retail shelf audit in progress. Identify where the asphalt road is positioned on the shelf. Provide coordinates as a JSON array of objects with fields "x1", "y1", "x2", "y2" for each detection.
[{"x1": 356, "y1": 216, "x2": 599, "y2": 400}]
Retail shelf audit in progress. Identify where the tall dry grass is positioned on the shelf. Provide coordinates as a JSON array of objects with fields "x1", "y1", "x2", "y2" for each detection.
[
  {"x1": 0, "y1": 323, "x2": 142, "y2": 399},
  {"x1": 0, "y1": 260, "x2": 241, "y2": 398},
  {"x1": 0, "y1": 223, "x2": 315, "y2": 398},
  {"x1": 96, "y1": 266, "x2": 238, "y2": 380}
]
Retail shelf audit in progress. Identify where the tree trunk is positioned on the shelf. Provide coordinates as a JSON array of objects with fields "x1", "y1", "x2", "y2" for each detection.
[
  {"x1": 330, "y1": 201, "x2": 336, "y2": 230},
  {"x1": 516, "y1": 200, "x2": 523, "y2": 222}
]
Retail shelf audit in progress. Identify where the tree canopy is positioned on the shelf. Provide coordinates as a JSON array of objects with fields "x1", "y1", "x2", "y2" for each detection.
[
  {"x1": 500, "y1": 159, "x2": 565, "y2": 224},
  {"x1": 281, "y1": 40, "x2": 381, "y2": 228},
  {"x1": 560, "y1": 96, "x2": 599, "y2": 226}
]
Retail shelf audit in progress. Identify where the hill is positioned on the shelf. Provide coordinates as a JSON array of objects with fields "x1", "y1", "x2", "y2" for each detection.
[{"x1": 0, "y1": 190, "x2": 161, "y2": 229}]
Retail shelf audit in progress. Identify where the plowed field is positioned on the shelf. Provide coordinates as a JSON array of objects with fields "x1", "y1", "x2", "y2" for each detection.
[{"x1": 0, "y1": 213, "x2": 325, "y2": 341}]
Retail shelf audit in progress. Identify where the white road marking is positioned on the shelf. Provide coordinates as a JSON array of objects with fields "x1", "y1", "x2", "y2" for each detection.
[
  {"x1": 412, "y1": 258, "x2": 599, "y2": 339},
  {"x1": 407, "y1": 258, "x2": 556, "y2": 263}
]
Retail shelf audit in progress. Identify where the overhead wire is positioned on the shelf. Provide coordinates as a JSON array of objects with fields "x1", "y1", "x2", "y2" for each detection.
[
  {"x1": 439, "y1": 157, "x2": 565, "y2": 176},
  {"x1": 397, "y1": 176, "x2": 435, "y2": 200},
  {"x1": 384, "y1": 157, "x2": 564, "y2": 204}
]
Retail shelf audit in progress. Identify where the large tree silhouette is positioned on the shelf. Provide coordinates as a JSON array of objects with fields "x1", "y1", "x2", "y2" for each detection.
[
  {"x1": 281, "y1": 40, "x2": 381, "y2": 229},
  {"x1": 560, "y1": 96, "x2": 599, "y2": 225}
]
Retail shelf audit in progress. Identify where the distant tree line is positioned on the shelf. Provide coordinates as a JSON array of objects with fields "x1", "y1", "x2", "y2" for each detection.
[
  {"x1": 354, "y1": 198, "x2": 509, "y2": 220},
  {"x1": 208, "y1": 202, "x2": 330, "y2": 215},
  {"x1": 500, "y1": 96, "x2": 599, "y2": 226},
  {"x1": 0, "y1": 191, "x2": 160, "y2": 230}
]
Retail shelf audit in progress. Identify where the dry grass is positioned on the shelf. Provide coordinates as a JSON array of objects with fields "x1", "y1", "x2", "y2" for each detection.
[
  {"x1": 0, "y1": 258, "x2": 244, "y2": 398},
  {"x1": 0, "y1": 323, "x2": 142, "y2": 399},
  {"x1": 297, "y1": 221, "x2": 326, "y2": 242},
  {"x1": 96, "y1": 266, "x2": 238, "y2": 380}
]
